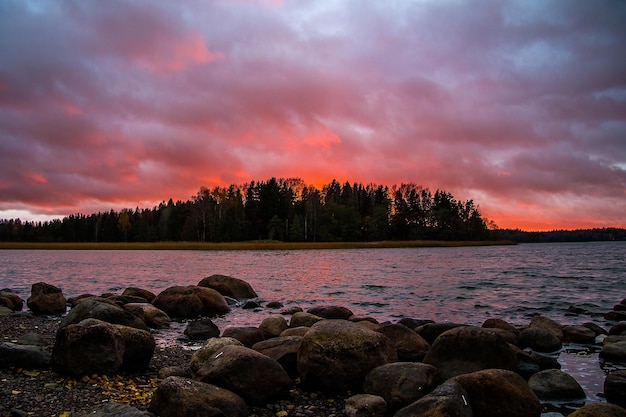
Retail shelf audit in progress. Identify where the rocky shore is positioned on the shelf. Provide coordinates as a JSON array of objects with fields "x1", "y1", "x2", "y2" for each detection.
[{"x1": 1, "y1": 277, "x2": 626, "y2": 417}]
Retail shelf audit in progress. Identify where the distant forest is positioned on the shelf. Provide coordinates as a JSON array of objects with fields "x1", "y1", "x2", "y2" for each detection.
[
  {"x1": 1, "y1": 178, "x2": 623, "y2": 244},
  {"x1": 0, "y1": 178, "x2": 491, "y2": 243}
]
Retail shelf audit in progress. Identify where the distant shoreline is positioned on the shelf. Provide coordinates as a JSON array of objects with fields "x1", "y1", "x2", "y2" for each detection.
[{"x1": 0, "y1": 240, "x2": 516, "y2": 250}]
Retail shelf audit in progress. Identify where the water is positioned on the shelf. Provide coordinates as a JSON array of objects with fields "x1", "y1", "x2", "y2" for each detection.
[{"x1": 1, "y1": 242, "x2": 625, "y2": 411}]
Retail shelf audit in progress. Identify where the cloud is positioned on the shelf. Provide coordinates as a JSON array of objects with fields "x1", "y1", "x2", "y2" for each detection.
[{"x1": 0, "y1": 0, "x2": 624, "y2": 230}]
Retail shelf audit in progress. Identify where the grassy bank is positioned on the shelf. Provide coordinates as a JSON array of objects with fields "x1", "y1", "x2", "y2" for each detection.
[{"x1": 0, "y1": 240, "x2": 516, "y2": 250}]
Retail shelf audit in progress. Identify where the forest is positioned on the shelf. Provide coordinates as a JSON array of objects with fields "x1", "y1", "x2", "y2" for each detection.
[{"x1": 0, "y1": 178, "x2": 491, "y2": 243}]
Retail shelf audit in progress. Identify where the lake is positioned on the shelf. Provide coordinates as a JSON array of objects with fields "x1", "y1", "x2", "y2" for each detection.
[{"x1": 1, "y1": 241, "x2": 625, "y2": 412}]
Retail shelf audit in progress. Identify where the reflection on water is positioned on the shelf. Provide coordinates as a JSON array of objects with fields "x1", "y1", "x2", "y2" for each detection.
[{"x1": 1, "y1": 242, "x2": 625, "y2": 410}]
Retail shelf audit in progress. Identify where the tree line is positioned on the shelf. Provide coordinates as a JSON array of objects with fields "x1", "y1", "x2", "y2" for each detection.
[{"x1": 0, "y1": 178, "x2": 492, "y2": 243}]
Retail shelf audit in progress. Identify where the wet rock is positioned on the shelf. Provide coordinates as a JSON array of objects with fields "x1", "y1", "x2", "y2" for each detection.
[
  {"x1": 0, "y1": 342, "x2": 51, "y2": 369},
  {"x1": 297, "y1": 319, "x2": 397, "y2": 394},
  {"x1": 453, "y1": 369, "x2": 542, "y2": 417},
  {"x1": 345, "y1": 394, "x2": 387, "y2": 417},
  {"x1": 184, "y1": 319, "x2": 220, "y2": 341},
  {"x1": 221, "y1": 326, "x2": 265, "y2": 347},
  {"x1": 60, "y1": 297, "x2": 149, "y2": 331},
  {"x1": 148, "y1": 376, "x2": 247, "y2": 417},
  {"x1": 600, "y1": 340, "x2": 626, "y2": 364},
  {"x1": 121, "y1": 287, "x2": 156, "y2": 303},
  {"x1": 518, "y1": 326, "x2": 562, "y2": 353},
  {"x1": 259, "y1": 316, "x2": 289, "y2": 338},
  {"x1": 123, "y1": 302, "x2": 171, "y2": 329},
  {"x1": 280, "y1": 326, "x2": 309, "y2": 337},
  {"x1": 26, "y1": 282, "x2": 66, "y2": 315},
  {"x1": 482, "y1": 318, "x2": 520, "y2": 335},
  {"x1": 152, "y1": 285, "x2": 230, "y2": 319},
  {"x1": 393, "y1": 380, "x2": 472, "y2": 417},
  {"x1": 375, "y1": 323, "x2": 430, "y2": 361},
  {"x1": 609, "y1": 322, "x2": 626, "y2": 336},
  {"x1": 582, "y1": 322, "x2": 608, "y2": 336},
  {"x1": 396, "y1": 317, "x2": 434, "y2": 330},
  {"x1": 196, "y1": 344, "x2": 292, "y2": 406},
  {"x1": 604, "y1": 370, "x2": 626, "y2": 408},
  {"x1": 568, "y1": 403, "x2": 626, "y2": 417},
  {"x1": 102, "y1": 293, "x2": 149, "y2": 305},
  {"x1": 422, "y1": 326, "x2": 517, "y2": 379},
  {"x1": 0, "y1": 290, "x2": 24, "y2": 311},
  {"x1": 289, "y1": 311, "x2": 323, "y2": 328},
  {"x1": 280, "y1": 306, "x2": 303, "y2": 315},
  {"x1": 562, "y1": 325, "x2": 596, "y2": 344},
  {"x1": 265, "y1": 301, "x2": 283, "y2": 309},
  {"x1": 528, "y1": 369, "x2": 585, "y2": 404},
  {"x1": 51, "y1": 318, "x2": 154, "y2": 376},
  {"x1": 605, "y1": 311, "x2": 626, "y2": 322},
  {"x1": 241, "y1": 299, "x2": 261, "y2": 309},
  {"x1": 307, "y1": 305, "x2": 354, "y2": 320},
  {"x1": 74, "y1": 403, "x2": 153, "y2": 417},
  {"x1": 190, "y1": 337, "x2": 243, "y2": 373},
  {"x1": 197, "y1": 274, "x2": 258, "y2": 300},
  {"x1": 530, "y1": 316, "x2": 564, "y2": 340},
  {"x1": 363, "y1": 362, "x2": 441, "y2": 410},
  {"x1": 158, "y1": 365, "x2": 193, "y2": 379},
  {"x1": 414, "y1": 322, "x2": 465, "y2": 344},
  {"x1": 252, "y1": 335, "x2": 302, "y2": 376}
]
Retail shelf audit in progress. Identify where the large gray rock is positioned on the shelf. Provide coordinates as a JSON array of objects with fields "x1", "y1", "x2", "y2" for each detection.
[
  {"x1": 601, "y1": 340, "x2": 626, "y2": 364},
  {"x1": 60, "y1": 297, "x2": 149, "y2": 331},
  {"x1": 518, "y1": 326, "x2": 562, "y2": 353},
  {"x1": 376, "y1": 323, "x2": 430, "y2": 361},
  {"x1": 289, "y1": 311, "x2": 323, "y2": 327},
  {"x1": 414, "y1": 322, "x2": 465, "y2": 344},
  {"x1": 26, "y1": 282, "x2": 66, "y2": 315},
  {"x1": 393, "y1": 380, "x2": 472, "y2": 417},
  {"x1": 453, "y1": 369, "x2": 542, "y2": 417},
  {"x1": 51, "y1": 318, "x2": 154, "y2": 376},
  {"x1": 563, "y1": 325, "x2": 596, "y2": 345},
  {"x1": 123, "y1": 303, "x2": 170, "y2": 329},
  {"x1": 148, "y1": 376, "x2": 247, "y2": 417},
  {"x1": 528, "y1": 369, "x2": 585, "y2": 403},
  {"x1": 297, "y1": 319, "x2": 397, "y2": 393},
  {"x1": 184, "y1": 319, "x2": 220, "y2": 341},
  {"x1": 605, "y1": 370, "x2": 626, "y2": 408},
  {"x1": 529, "y1": 316, "x2": 564, "y2": 340},
  {"x1": 422, "y1": 326, "x2": 517, "y2": 379},
  {"x1": 197, "y1": 274, "x2": 258, "y2": 300},
  {"x1": 259, "y1": 316, "x2": 289, "y2": 338},
  {"x1": 196, "y1": 345, "x2": 292, "y2": 405},
  {"x1": 252, "y1": 336, "x2": 302, "y2": 377},
  {"x1": 0, "y1": 342, "x2": 50, "y2": 369},
  {"x1": 190, "y1": 337, "x2": 243, "y2": 373},
  {"x1": 363, "y1": 362, "x2": 441, "y2": 410},
  {"x1": 152, "y1": 285, "x2": 230, "y2": 318},
  {"x1": 482, "y1": 318, "x2": 520, "y2": 335}
]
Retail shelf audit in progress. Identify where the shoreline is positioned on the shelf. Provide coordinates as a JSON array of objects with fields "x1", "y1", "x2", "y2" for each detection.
[{"x1": 0, "y1": 240, "x2": 516, "y2": 251}]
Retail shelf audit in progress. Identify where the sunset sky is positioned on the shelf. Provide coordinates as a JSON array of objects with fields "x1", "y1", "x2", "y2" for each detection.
[{"x1": 1, "y1": 0, "x2": 625, "y2": 231}]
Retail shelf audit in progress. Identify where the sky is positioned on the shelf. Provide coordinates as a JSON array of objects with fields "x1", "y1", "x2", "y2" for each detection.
[{"x1": 1, "y1": 0, "x2": 625, "y2": 231}]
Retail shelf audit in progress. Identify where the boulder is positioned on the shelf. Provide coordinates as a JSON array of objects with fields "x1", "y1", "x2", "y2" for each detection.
[
  {"x1": 518, "y1": 326, "x2": 562, "y2": 353},
  {"x1": 601, "y1": 341, "x2": 626, "y2": 364},
  {"x1": 148, "y1": 376, "x2": 247, "y2": 417},
  {"x1": 190, "y1": 337, "x2": 243, "y2": 373},
  {"x1": 252, "y1": 336, "x2": 302, "y2": 376},
  {"x1": 0, "y1": 290, "x2": 23, "y2": 311},
  {"x1": 363, "y1": 362, "x2": 441, "y2": 410},
  {"x1": 297, "y1": 319, "x2": 397, "y2": 393},
  {"x1": 281, "y1": 306, "x2": 303, "y2": 315},
  {"x1": 102, "y1": 293, "x2": 149, "y2": 305},
  {"x1": 184, "y1": 319, "x2": 220, "y2": 341},
  {"x1": 345, "y1": 394, "x2": 387, "y2": 417},
  {"x1": 375, "y1": 323, "x2": 430, "y2": 361},
  {"x1": 60, "y1": 297, "x2": 149, "y2": 331},
  {"x1": 568, "y1": 403, "x2": 626, "y2": 417},
  {"x1": 562, "y1": 325, "x2": 596, "y2": 345},
  {"x1": 289, "y1": 311, "x2": 323, "y2": 327},
  {"x1": 280, "y1": 326, "x2": 309, "y2": 337},
  {"x1": 51, "y1": 318, "x2": 154, "y2": 376},
  {"x1": 152, "y1": 286, "x2": 230, "y2": 318},
  {"x1": 308, "y1": 305, "x2": 354, "y2": 320},
  {"x1": 527, "y1": 369, "x2": 585, "y2": 404},
  {"x1": 582, "y1": 322, "x2": 608, "y2": 336},
  {"x1": 482, "y1": 318, "x2": 520, "y2": 335},
  {"x1": 529, "y1": 316, "x2": 564, "y2": 340},
  {"x1": 0, "y1": 342, "x2": 51, "y2": 369},
  {"x1": 196, "y1": 344, "x2": 292, "y2": 405},
  {"x1": 397, "y1": 318, "x2": 434, "y2": 330},
  {"x1": 609, "y1": 322, "x2": 626, "y2": 336},
  {"x1": 121, "y1": 287, "x2": 156, "y2": 303},
  {"x1": 393, "y1": 380, "x2": 472, "y2": 417},
  {"x1": 74, "y1": 403, "x2": 153, "y2": 417},
  {"x1": 221, "y1": 326, "x2": 265, "y2": 347},
  {"x1": 422, "y1": 326, "x2": 517, "y2": 380},
  {"x1": 123, "y1": 303, "x2": 171, "y2": 329},
  {"x1": 605, "y1": 311, "x2": 626, "y2": 322},
  {"x1": 454, "y1": 369, "x2": 542, "y2": 417},
  {"x1": 265, "y1": 301, "x2": 283, "y2": 309},
  {"x1": 241, "y1": 300, "x2": 261, "y2": 309},
  {"x1": 259, "y1": 316, "x2": 289, "y2": 338},
  {"x1": 414, "y1": 322, "x2": 465, "y2": 344},
  {"x1": 26, "y1": 282, "x2": 66, "y2": 315},
  {"x1": 197, "y1": 274, "x2": 258, "y2": 300},
  {"x1": 605, "y1": 370, "x2": 626, "y2": 408}
]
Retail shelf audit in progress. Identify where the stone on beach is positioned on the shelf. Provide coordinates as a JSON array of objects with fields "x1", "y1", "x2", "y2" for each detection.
[
  {"x1": 74, "y1": 403, "x2": 153, "y2": 417},
  {"x1": 0, "y1": 341, "x2": 51, "y2": 369},
  {"x1": 184, "y1": 318, "x2": 220, "y2": 340},
  {"x1": 258, "y1": 315, "x2": 289, "y2": 338},
  {"x1": 307, "y1": 305, "x2": 354, "y2": 320},
  {"x1": 529, "y1": 315, "x2": 564, "y2": 340},
  {"x1": 123, "y1": 302, "x2": 171, "y2": 329},
  {"x1": 527, "y1": 369, "x2": 585, "y2": 404},
  {"x1": 252, "y1": 335, "x2": 302, "y2": 377},
  {"x1": 121, "y1": 287, "x2": 156, "y2": 303},
  {"x1": 195, "y1": 344, "x2": 292, "y2": 406},
  {"x1": 289, "y1": 311, "x2": 324, "y2": 327},
  {"x1": 190, "y1": 337, "x2": 243, "y2": 373},
  {"x1": 26, "y1": 282, "x2": 66, "y2": 315},
  {"x1": 148, "y1": 376, "x2": 247, "y2": 417},
  {"x1": 605, "y1": 370, "x2": 626, "y2": 408},
  {"x1": 152, "y1": 285, "x2": 230, "y2": 318},
  {"x1": 221, "y1": 326, "x2": 265, "y2": 347},
  {"x1": 297, "y1": 319, "x2": 397, "y2": 393},
  {"x1": 197, "y1": 274, "x2": 258, "y2": 300},
  {"x1": 0, "y1": 289, "x2": 24, "y2": 311},
  {"x1": 567, "y1": 403, "x2": 626, "y2": 417},
  {"x1": 393, "y1": 380, "x2": 472, "y2": 417},
  {"x1": 375, "y1": 323, "x2": 430, "y2": 362},
  {"x1": 563, "y1": 325, "x2": 597, "y2": 344},
  {"x1": 600, "y1": 340, "x2": 626, "y2": 364},
  {"x1": 60, "y1": 297, "x2": 149, "y2": 331},
  {"x1": 518, "y1": 326, "x2": 563, "y2": 353},
  {"x1": 51, "y1": 318, "x2": 155, "y2": 376},
  {"x1": 422, "y1": 326, "x2": 518, "y2": 380},
  {"x1": 414, "y1": 322, "x2": 465, "y2": 344},
  {"x1": 345, "y1": 393, "x2": 387, "y2": 417}
]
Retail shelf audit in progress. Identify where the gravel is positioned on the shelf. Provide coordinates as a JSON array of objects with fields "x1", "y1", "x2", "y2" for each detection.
[{"x1": 0, "y1": 313, "x2": 348, "y2": 417}]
